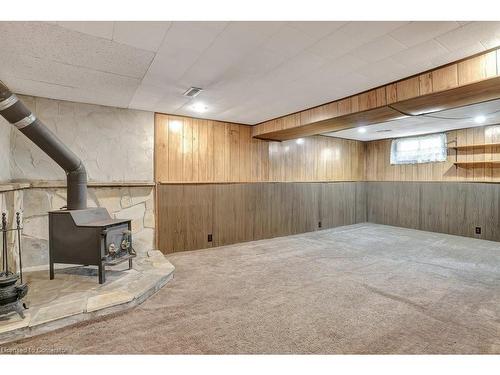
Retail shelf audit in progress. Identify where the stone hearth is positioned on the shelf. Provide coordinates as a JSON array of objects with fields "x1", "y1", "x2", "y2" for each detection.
[{"x1": 0, "y1": 250, "x2": 174, "y2": 344}]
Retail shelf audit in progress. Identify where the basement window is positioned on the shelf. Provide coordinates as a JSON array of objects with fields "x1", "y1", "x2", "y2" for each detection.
[{"x1": 390, "y1": 133, "x2": 447, "y2": 165}]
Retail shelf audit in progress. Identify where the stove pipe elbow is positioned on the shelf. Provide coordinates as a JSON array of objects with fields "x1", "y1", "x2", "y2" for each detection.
[{"x1": 0, "y1": 81, "x2": 87, "y2": 210}]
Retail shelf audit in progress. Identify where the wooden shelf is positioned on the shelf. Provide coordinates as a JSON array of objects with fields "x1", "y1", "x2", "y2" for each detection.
[
  {"x1": 449, "y1": 142, "x2": 500, "y2": 150},
  {"x1": 454, "y1": 161, "x2": 500, "y2": 167}
]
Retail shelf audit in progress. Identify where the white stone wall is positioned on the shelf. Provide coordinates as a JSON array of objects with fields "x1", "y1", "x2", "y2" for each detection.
[
  {"x1": 0, "y1": 119, "x2": 11, "y2": 182},
  {"x1": 21, "y1": 186, "x2": 155, "y2": 270},
  {"x1": 1, "y1": 94, "x2": 157, "y2": 271},
  {"x1": 10, "y1": 95, "x2": 154, "y2": 182}
]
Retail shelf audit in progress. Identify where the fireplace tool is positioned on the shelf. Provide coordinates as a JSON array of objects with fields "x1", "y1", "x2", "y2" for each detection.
[{"x1": 0, "y1": 212, "x2": 28, "y2": 319}]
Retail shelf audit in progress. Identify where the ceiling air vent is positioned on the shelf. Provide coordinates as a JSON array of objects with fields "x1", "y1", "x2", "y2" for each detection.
[
  {"x1": 183, "y1": 87, "x2": 203, "y2": 98},
  {"x1": 376, "y1": 129, "x2": 392, "y2": 133}
]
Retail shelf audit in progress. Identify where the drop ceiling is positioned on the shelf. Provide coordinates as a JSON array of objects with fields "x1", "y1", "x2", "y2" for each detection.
[
  {"x1": 323, "y1": 99, "x2": 500, "y2": 141},
  {"x1": 0, "y1": 21, "x2": 500, "y2": 124}
]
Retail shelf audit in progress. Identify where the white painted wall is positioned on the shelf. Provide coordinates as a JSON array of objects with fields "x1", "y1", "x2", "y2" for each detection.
[{"x1": 10, "y1": 95, "x2": 154, "y2": 182}]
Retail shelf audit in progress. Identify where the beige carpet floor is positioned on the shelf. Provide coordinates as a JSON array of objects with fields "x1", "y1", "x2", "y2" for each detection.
[{"x1": 3, "y1": 223, "x2": 500, "y2": 354}]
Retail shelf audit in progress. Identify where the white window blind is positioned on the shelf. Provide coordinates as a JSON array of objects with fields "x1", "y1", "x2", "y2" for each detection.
[{"x1": 390, "y1": 133, "x2": 447, "y2": 165}]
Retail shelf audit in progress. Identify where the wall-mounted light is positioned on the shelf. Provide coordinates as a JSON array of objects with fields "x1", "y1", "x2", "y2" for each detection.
[
  {"x1": 358, "y1": 127, "x2": 367, "y2": 133},
  {"x1": 474, "y1": 115, "x2": 486, "y2": 124},
  {"x1": 296, "y1": 138, "x2": 304, "y2": 145},
  {"x1": 190, "y1": 102, "x2": 208, "y2": 113},
  {"x1": 321, "y1": 148, "x2": 332, "y2": 161}
]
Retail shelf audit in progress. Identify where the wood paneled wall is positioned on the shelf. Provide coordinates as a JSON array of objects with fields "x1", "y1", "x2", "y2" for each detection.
[
  {"x1": 365, "y1": 125, "x2": 500, "y2": 182},
  {"x1": 157, "y1": 182, "x2": 366, "y2": 253},
  {"x1": 268, "y1": 136, "x2": 365, "y2": 181},
  {"x1": 155, "y1": 114, "x2": 269, "y2": 183},
  {"x1": 367, "y1": 181, "x2": 500, "y2": 241},
  {"x1": 155, "y1": 113, "x2": 365, "y2": 183}
]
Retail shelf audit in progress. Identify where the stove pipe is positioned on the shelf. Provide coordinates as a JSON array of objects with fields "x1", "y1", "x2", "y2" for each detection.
[{"x1": 0, "y1": 81, "x2": 87, "y2": 210}]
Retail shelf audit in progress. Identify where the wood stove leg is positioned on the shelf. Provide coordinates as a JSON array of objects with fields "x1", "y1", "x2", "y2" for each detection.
[
  {"x1": 98, "y1": 263, "x2": 105, "y2": 284},
  {"x1": 128, "y1": 258, "x2": 133, "y2": 270},
  {"x1": 49, "y1": 261, "x2": 54, "y2": 280}
]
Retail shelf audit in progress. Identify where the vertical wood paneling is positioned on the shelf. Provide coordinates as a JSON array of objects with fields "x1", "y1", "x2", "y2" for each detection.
[
  {"x1": 156, "y1": 114, "x2": 365, "y2": 183},
  {"x1": 431, "y1": 64, "x2": 458, "y2": 92},
  {"x1": 419, "y1": 73, "x2": 433, "y2": 95},
  {"x1": 158, "y1": 182, "x2": 365, "y2": 253},
  {"x1": 396, "y1": 77, "x2": 420, "y2": 101},
  {"x1": 157, "y1": 184, "x2": 214, "y2": 254},
  {"x1": 365, "y1": 125, "x2": 500, "y2": 183},
  {"x1": 367, "y1": 181, "x2": 500, "y2": 242},
  {"x1": 457, "y1": 51, "x2": 497, "y2": 85}
]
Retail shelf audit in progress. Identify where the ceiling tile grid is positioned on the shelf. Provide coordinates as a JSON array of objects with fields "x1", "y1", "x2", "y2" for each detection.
[{"x1": 1, "y1": 21, "x2": 500, "y2": 125}]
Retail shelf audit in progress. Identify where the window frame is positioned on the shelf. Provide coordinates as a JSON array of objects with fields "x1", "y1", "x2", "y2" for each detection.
[{"x1": 390, "y1": 133, "x2": 447, "y2": 165}]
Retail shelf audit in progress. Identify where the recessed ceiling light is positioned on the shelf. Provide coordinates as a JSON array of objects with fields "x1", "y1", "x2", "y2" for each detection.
[
  {"x1": 474, "y1": 115, "x2": 486, "y2": 124},
  {"x1": 190, "y1": 102, "x2": 208, "y2": 113},
  {"x1": 358, "y1": 127, "x2": 367, "y2": 133},
  {"x1": 296, "y1": 138, "x2": 304, "y2": 145}
]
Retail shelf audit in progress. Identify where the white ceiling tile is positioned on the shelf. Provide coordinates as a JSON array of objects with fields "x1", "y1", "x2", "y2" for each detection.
[
  {"x1": 181, "y1": 22, "x2": 285, "y2": 87},
  {"x1": 391, "y1": 39, "x2": 449, "y2": 67},
  {"x1": 287, "y1": 21, "x2": 347, "y2": 40},
  {"x1": 262, "y1": 52, "x2": 327, "y2": 86},
  {"x1": 0, "y1": 22, "x2": 154, "y2": 79},
  {"x1": 390, "y1": 21, "x2": 461, "y2": 47},
  {"x1": 350, "y1": 35, "x2": 406, "y2": 63},
  {"x1": 436, "y1": 22, "x2": 500, "y2": 51},
  {"x1": 0, "y1": 51, "x2": 139, "y2": 98},
  {"x1": 480, "y1": 36, "x2": 500, "y2": 49},
  {"x1": 263, "y1": 25, "x2": 319, "y2": 58},
  {"x1": 142, "y1": 22, "x2": 227, "y2": 87},
  {"x1": 430, "y1": 42, "x2": 486, "y2": 67},
  {"x1": 307, "y1": 22, "x2": 407, "y2": 62},
  {"x1": 128, "y1": 83, "x2": 170, "y2": 111},
  {"x1": 355, "y1": 57, "x2": 411, "y2": 83},
  {"x1": 56, "y1": 21, "x2": 114, "y2": 39},
  {"x1": 113, "y1": 21, "x2": 171, "y2": 52},
  {"x1": 338, "y1": 21, "x2": 409, "y2": 46},
  {"x1": 230, "y1": 48, "x2": 287, "y2": 76},
  {"x1": 5, "y1": 76, "x2": 132, "y2": 108}
]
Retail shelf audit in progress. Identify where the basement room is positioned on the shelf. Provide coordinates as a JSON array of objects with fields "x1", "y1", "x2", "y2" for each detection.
[{"x1": 2, "y1": 1, "x2": 500, "y2": 369}]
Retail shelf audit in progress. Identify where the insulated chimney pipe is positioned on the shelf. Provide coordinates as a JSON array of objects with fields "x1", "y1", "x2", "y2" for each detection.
[{"x1": 0, "y1": 81, "x2": 87, "y2": 210}]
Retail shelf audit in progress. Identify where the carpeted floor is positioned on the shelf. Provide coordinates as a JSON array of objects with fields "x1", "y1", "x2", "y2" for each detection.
[{"x1": 3, "y1": 223, "x2": 500, "y2": 354}]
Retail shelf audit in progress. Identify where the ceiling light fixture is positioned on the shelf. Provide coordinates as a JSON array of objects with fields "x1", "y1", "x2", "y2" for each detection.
[
  {"x1": 474, "y1": 115, "x2": 486, "y2": 124},
  {"x1": 358, "y1": 127, "x2": 367, "y2": 133},
  {"x1": 296, "y1": 138, "x2": 304, "y2": 145},
  {"x1": 190, "y1": 102, "x2": 208, "y2": 113}
]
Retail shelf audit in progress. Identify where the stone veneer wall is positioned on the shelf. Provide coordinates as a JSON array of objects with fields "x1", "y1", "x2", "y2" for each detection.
[
  {"x1": 0, "y1": 119, "x2": 11, "y2": 182},
  {"x1": 10, "y1": 95, "x2": 154, "y2": 182},
  {"x1": 1, "y1": 94, "x2": 156, "y2": 272},
  {"x1": 0, "y1": 188, "x2": 23, "y2": 272},
  {"x1": 21, "y1": 186, "x2": 155, "y2": 270}
]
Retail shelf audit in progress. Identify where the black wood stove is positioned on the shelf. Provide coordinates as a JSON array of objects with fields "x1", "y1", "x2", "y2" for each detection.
[{"x1": 49, "y1": 208, "x2": 135, "y2": 284}]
